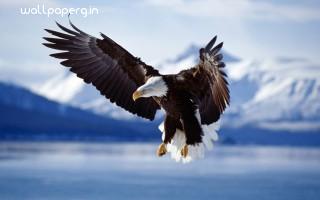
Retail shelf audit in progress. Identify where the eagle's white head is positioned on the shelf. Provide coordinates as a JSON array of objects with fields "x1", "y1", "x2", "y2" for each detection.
[{"x1": 132, "y1": 76, "x2": 168, "y2": 101}]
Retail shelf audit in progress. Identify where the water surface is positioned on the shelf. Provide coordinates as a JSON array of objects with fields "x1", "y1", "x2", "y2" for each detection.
[{"x1": 0, "y1": 142, "x2": 319, "y2": 200}]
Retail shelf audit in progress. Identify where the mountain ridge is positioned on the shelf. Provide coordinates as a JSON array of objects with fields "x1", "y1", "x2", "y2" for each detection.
[
  {"x1": 2, "y1": 44, "x2": 318, "y2": 145},
  {"x1": 0, "y1": 82, "x2": 159, "y2": 141}
]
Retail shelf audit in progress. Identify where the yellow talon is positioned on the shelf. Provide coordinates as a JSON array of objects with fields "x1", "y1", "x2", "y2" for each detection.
[
  {"x1": 157, "y1": 143, "x2": 167, "y2": 157},
  {"x1": 181, "y1": 145, "x2": 188, "y2": 158}
]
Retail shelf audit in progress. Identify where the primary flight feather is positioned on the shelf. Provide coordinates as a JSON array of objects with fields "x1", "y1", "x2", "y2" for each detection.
[{"x1": 43, "y1": 20, "x2": 230, "y2": 163}]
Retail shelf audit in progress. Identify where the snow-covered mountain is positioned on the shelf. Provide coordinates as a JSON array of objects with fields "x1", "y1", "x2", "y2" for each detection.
[
  {"x1": 226, "y1": 58, "x2": 320, "y2": 132},
  {"x1": 37, "y1": 71, "x2": 135, "y2": 120},
  {"x1": 35, "y1": 45, "x2": 320, "y2": 133},
  {"x1": 0, "y1": 82, "x2": 157, "y2": 141}
]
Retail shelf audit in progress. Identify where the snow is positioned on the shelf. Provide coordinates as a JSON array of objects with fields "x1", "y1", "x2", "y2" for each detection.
[
  {"x1": 37, "y1": 71, "x2": 84, "y2": 103},
  {"x1": 253, "y1": 77, "x2": 294, "y2": 103},
  {"x1": 157, "y1": 54, "x2": 196, "y2": 74},
  {"x1": 224, "y1": 57, "x2": 320, "y2": 130},
  {"x1": 36, "y1": 70, "x2": 136, "y2": 120}
]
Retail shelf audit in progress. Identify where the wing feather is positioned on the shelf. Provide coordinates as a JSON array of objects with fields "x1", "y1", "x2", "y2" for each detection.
[
  {"x1": 179, "y1": 36, "x2": 230, "y2": 124},
  {"x1": 43, "y1": 20, "x2": 160, "y2": 120},
  {"x1": 199, "y1": 38, "x2": 229, "y2": 124}
]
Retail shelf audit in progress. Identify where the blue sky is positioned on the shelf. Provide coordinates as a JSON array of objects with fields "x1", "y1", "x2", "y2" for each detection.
[{"x1": 0, "y1": 0, "x2": 319, "y2": 87}]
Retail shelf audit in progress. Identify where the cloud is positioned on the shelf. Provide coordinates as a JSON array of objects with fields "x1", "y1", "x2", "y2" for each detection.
[{"x1": 145, "y1": 0, "x2": 320, "y2": 22}]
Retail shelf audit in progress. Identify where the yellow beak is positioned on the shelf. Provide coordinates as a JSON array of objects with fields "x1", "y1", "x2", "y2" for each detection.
[{"x1": 132, "y1": 90, "x2": 143, "y2": 101}]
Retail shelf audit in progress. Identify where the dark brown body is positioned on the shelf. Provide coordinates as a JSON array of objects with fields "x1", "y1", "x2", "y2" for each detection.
[{"x1": 154, "y1": 74, "x2": 204, "y2": 145}]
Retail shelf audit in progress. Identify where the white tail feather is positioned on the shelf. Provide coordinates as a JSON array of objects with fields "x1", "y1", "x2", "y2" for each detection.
[{"x1": 158, "y1": 117, "x2": 220, "y2": 163}]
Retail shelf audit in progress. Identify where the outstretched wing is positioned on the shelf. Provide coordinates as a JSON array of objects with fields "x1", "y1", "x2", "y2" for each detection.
[
  {"x1": 43, "y1": 20, "x2": 160, "y2": 120},
  {"x1": 179, "y1": 36, "x2": 230, "y2": 124}
]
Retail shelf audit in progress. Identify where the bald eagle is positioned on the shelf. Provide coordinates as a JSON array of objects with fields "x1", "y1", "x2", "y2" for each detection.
[{"x1": 43, "y1": 20, "x2": 229, "y2": 163}]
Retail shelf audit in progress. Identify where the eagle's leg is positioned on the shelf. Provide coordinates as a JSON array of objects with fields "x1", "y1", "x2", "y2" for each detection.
[
  {"x1": 157, "y1": 143, "x2": 167, "y2": 156},
  {"x1": 157, "y1": 115, "x2": 181, "y2": 157},
  {"x1": 181, "y1": 144, "x2": 188, "y2": 158},
  {"x1": 180, "y1": 107, "x2": 203, "y2": 158}
]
